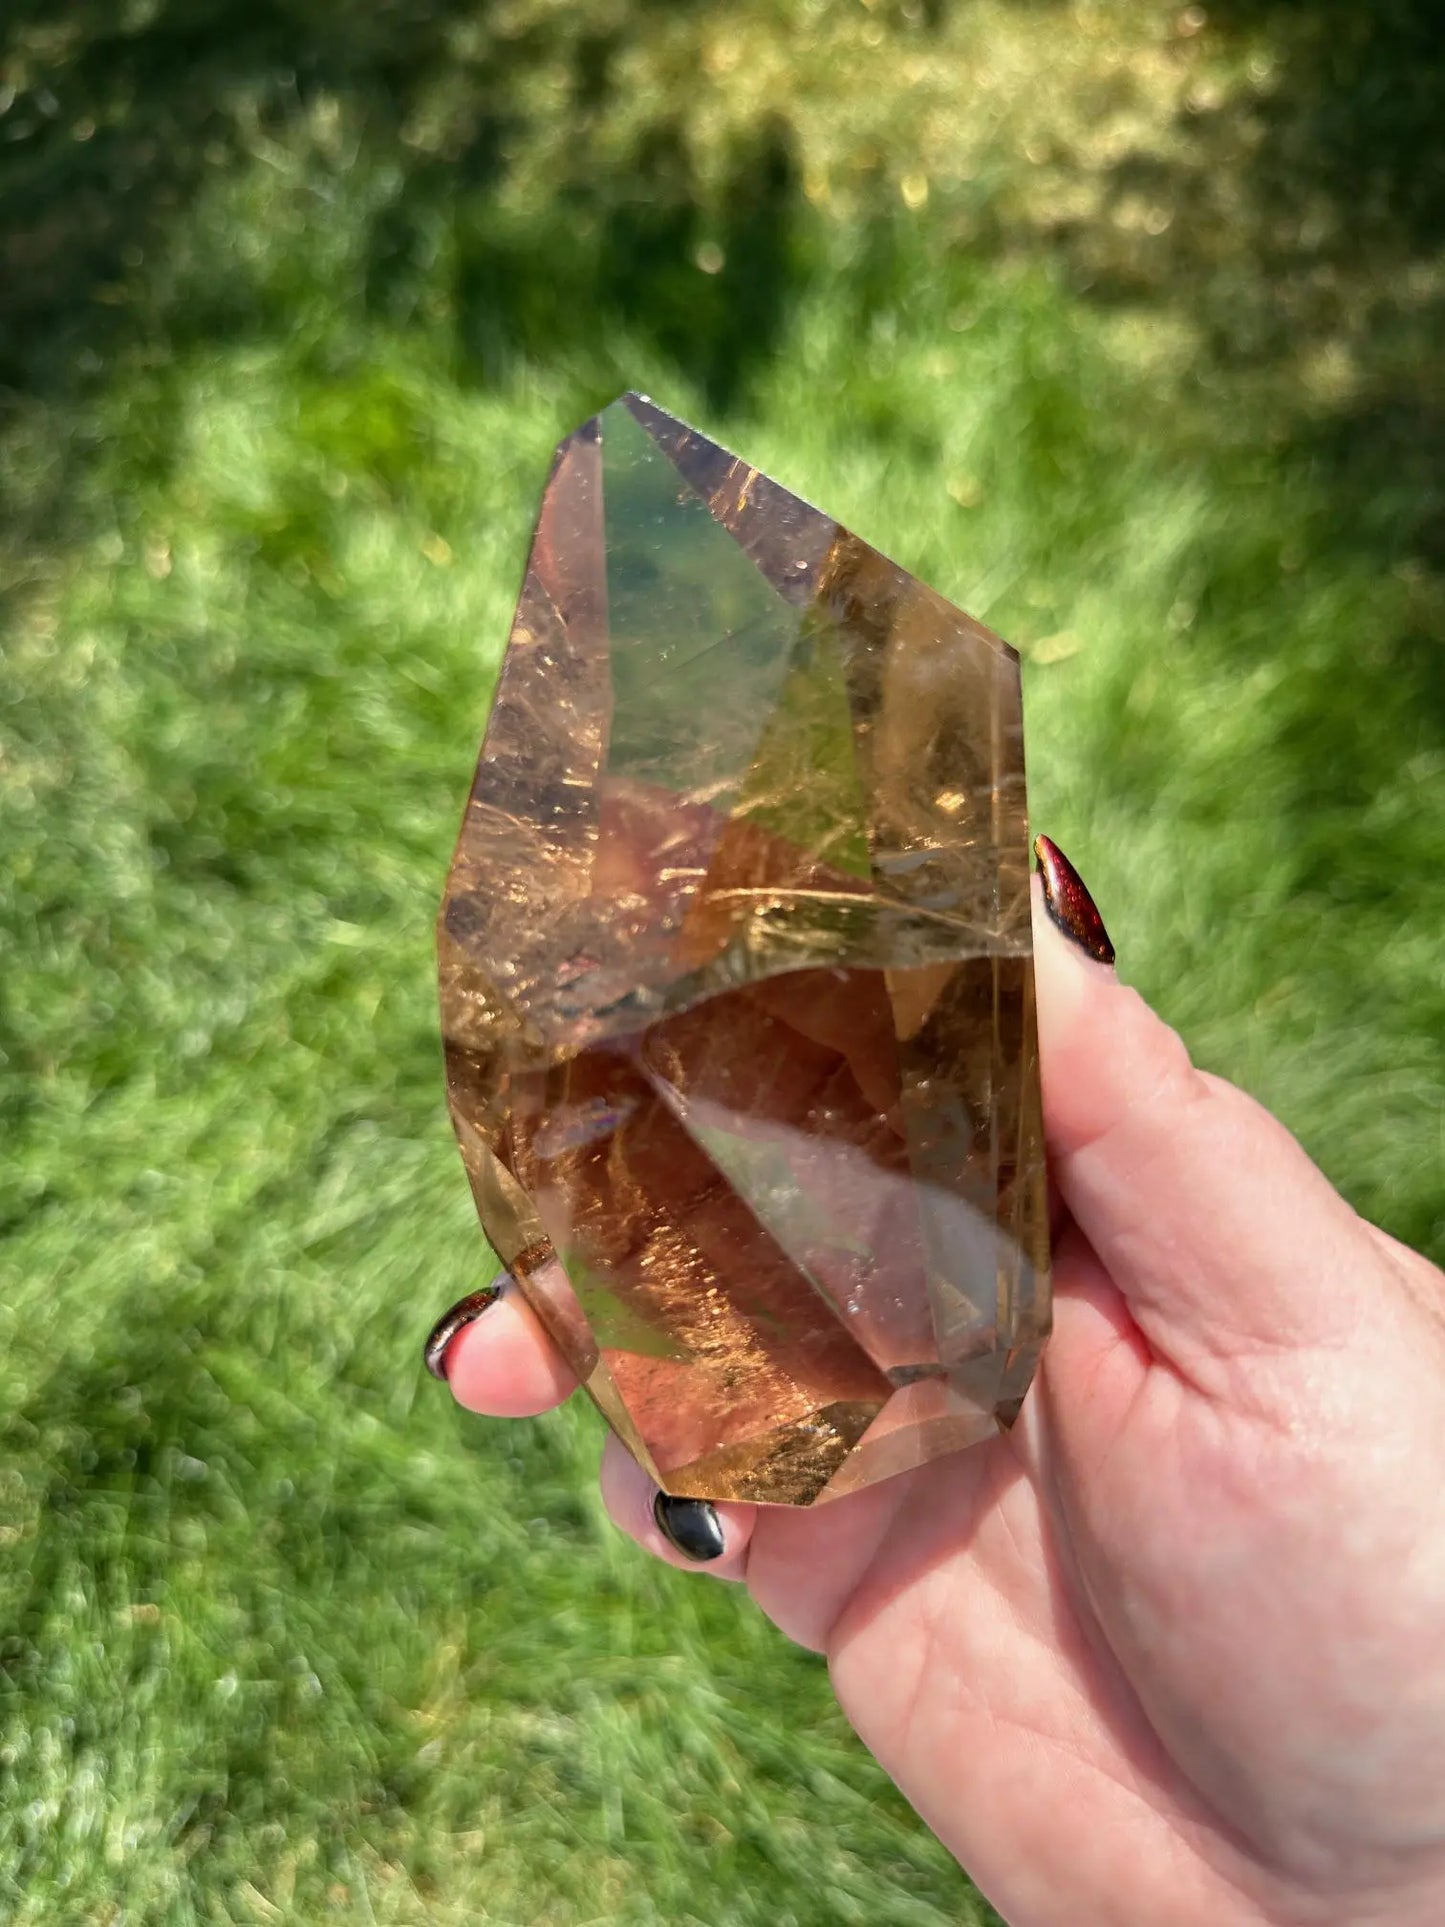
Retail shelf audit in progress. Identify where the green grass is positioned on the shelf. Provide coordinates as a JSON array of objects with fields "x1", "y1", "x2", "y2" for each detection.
[{"x1": 2, "y1": 0, "x2": 1443, "y2": 1919}]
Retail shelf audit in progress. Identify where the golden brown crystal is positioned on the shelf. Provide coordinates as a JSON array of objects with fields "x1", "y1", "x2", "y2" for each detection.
[{"x1": 439, "y1": 394, "x2": 1049, "y2": 1506}]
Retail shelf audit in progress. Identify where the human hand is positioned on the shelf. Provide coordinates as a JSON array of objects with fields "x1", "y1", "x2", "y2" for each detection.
[{"x1": 427, "y1": 841, "x2": 1445, "y2": 1927}]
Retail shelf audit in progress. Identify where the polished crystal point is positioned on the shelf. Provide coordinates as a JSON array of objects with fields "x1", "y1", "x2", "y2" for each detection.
[{"x1": 439, "y1": 394, "x2": 1049, "y2": 1506}]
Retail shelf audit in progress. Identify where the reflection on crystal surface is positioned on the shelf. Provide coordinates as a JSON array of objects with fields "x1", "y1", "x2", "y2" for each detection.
[{"x1": 439, "y1": 394, "x2": 1050, "y2": 1505}]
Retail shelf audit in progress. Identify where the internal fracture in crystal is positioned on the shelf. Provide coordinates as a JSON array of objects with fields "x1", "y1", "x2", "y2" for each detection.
[{"x1": 439, "y1": 394, "x2": 1049, "y2": 1506}]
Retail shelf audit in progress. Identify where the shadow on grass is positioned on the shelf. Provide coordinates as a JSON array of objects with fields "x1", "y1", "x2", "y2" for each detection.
[
  {"x1": 3, "y1": 1, "x2": 1443, "y2": 899},
  {"x1": 1045, "y1": 0, "x2": 1445, "y2": 542},
  {"x1": 0, "y1": 0, "x2": 805, "y2": 562},
  {"x1": 1027, "y1": 0, "x2": 1445, "y2": 884}
]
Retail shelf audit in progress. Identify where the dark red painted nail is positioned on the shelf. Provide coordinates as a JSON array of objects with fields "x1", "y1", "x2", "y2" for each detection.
[
  {"x1": 423, "y1": 1282, "x2": 507, "y2": 1382},
  {"x1": 1034, "y1": 834, "x2": 1115, "y2": 966}
]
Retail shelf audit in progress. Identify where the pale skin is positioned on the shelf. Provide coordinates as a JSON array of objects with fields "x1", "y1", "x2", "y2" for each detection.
[{"x1": 441, "y1": 884, "x2": 1445, "y2": 1927}]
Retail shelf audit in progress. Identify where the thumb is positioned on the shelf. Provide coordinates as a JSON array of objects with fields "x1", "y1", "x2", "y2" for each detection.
[{"x1": 1031, "y1": 846, "x2": 1377, "y2": 1377}]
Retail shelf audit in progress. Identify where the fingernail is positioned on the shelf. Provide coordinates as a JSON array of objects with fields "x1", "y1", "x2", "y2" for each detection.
[
  {"x1": 1034, "y1": 834, "x2": 1116, "y2": 967},
  {"x1": 423, "y1": 1281, "x2": 507, "y2": 1382},
  {"x1": 652, "y1": 1492, "x2": 726, "y2": 1563}
]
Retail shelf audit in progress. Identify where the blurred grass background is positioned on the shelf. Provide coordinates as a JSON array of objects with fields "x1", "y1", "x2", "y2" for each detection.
[{"x1": 2, "y1": 0, "x2": 1443, "y2": 1919}]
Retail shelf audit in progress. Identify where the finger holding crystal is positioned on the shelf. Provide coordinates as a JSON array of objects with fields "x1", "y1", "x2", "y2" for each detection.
[
  {"x1": 598, "y1": 1433, "x2": 756, "y2": 1580},
  {"x1": 442, "y1": 1276, "x2": 581, "y2": 1419}
]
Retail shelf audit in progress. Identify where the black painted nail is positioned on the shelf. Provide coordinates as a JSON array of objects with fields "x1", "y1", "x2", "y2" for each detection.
[
  {"x1": 423, "y1": 1282, "x2": 507, "y2": 1382},
  {"x1": 652, "y1": 1492, "x2": 726, "y2": 1563},
  {"x1": 1034, "y1": 834, "x2": 1116, "y2": 967}
]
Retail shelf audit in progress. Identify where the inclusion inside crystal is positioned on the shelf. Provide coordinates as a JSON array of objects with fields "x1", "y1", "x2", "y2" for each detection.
[{"x1": 439, "y1": 393, "x2": 1049, "y2": 1506}]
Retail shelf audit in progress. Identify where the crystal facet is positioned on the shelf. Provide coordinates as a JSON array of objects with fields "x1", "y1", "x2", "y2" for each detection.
[{"x1": 439, "y1": 395, "x2": 1049, "y2": 1506}]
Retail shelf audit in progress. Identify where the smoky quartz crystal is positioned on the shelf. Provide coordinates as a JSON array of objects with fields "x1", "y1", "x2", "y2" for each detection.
[{"x1": 439, "y1": 395, "x2": 1049, "y2": 1505}]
